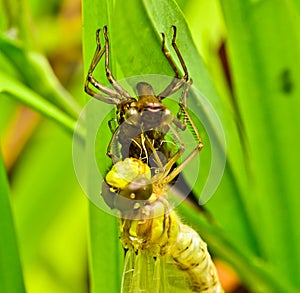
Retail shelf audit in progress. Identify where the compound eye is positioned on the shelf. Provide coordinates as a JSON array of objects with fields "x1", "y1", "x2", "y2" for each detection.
[
  {"x1": 162, "y1": 108, "x2": 173, "y2": 124},
  {"x1": 125, "y1": 108, "x2": 138, "y2": 119},
  {"x1": 119, "y1": 175, "x2": 152, "y2": 201}
]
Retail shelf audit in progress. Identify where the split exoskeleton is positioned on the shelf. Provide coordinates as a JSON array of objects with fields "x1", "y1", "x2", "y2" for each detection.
[{"x1": 85, "y1": 26, "x2": 203, "y2": 192}]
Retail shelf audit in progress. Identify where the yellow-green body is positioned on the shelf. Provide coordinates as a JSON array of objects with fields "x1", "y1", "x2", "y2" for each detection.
[
  {"x1": 119, "y1": 196, "x2": 223, "y2": 293},
  {"x1": 105, "y1": 158, "x2": 223, "y2": 292}
]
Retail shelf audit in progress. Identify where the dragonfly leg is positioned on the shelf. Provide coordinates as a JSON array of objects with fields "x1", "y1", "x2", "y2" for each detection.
[
  {"x1": 106, "y1": 125, "x2": 122, "y2": 163},
  {"x1": 85, "y1": 28, "x2": 123, "y2": 104},
  {"x1": 158, "y1": 26, "x2": 189, "y2": 100},
  {"x1": 177, "y1": 79, "x2": 193, "y2": 126},
  {"x1": 163, "y1": 103, "x2": 204, "y2": 185},
  {"x1": 103, "y1": 26, "x2": 132, "y2": 99},
  {"x1": 150, "y1": 123, "x2": 186, "y2": 183}
]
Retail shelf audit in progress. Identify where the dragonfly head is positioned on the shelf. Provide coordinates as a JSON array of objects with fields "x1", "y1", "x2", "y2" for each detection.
[
  {"x1": 102, "y1": 175, "x2": 152, "y2": 212},
  {"x1": 102, "y1": 158, "x2": 153, "y2": 211}
]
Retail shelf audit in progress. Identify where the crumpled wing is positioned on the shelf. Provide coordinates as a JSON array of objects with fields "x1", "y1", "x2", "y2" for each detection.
[{"x1": 121, "y1": 249, "x2": 197, "y2": 293}]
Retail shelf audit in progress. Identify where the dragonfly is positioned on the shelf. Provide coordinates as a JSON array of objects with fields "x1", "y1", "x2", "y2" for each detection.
[
  {"x1": 103, "y1": 154, "x2": 223, "y2": 292},
  {"x1": 84, "y1": 25, "x2": 203, "y2": 170},
  {"x1": 85, "y1": 26, "x2": 223, "y2": 292}
]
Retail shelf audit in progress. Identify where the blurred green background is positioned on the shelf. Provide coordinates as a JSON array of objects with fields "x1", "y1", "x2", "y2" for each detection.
[{"x1": 1, "y1": 0, "x2": 300, "y2": 292}]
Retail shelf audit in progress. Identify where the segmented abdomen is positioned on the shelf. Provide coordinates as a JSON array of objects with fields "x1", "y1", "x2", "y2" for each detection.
[{"x1": 171, "y1": 223, "x2": 223, "y2": 292}]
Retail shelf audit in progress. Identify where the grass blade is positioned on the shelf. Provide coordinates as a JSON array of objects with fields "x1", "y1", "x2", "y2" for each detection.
[
  {"x1": 0, "y1": 72, "x2": 79, "y2": 137},
  {"x1": 220, "y1": 0, "x2": 300, "y2": 290},
  {"x1": 0, "y1": 152, "x2": 25, "y2": 293},
  {"x1": 83, "y1": 1, "x2": 124, "y2": 292}
]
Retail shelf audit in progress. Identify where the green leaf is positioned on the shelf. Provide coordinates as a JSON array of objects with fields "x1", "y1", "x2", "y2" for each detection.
[
  {"x1": 220, "y1": 0, "x2": 300, "y2": 291},
  {"x1": 88, "y1": 204, "x2": 122, "y2": 293},
  {"x1": 83, "y1": 1, "x2": 123, "y2": 292},
  {"x1": 0, "y1": 72, "x2": 79, "y2": 137},
  {"x1": 0, "y1": 152, "x2": 25, "y2": 293},
  {"x1": 11, "y1": 121, "x2": 88, "y2": 293},
  {"x1": 0, "y1": 35, "x2": 81, "y2": 118}
]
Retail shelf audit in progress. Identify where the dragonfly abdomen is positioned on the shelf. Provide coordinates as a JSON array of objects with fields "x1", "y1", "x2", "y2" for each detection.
[{"x1": 171, "y1": 224, "x2": 223, "y2": 293}]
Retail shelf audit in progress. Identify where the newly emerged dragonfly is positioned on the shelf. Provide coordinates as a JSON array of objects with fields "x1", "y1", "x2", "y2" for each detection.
[
  {"x1": 84, "y1": 26, "x2": 203, "y2": 170},
  {"x1": 85, "y1": 26, "x2": 222, "y2": 292},
  {"x1": 103, "y1": 156, "x2": 223, "y2": 293}
]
